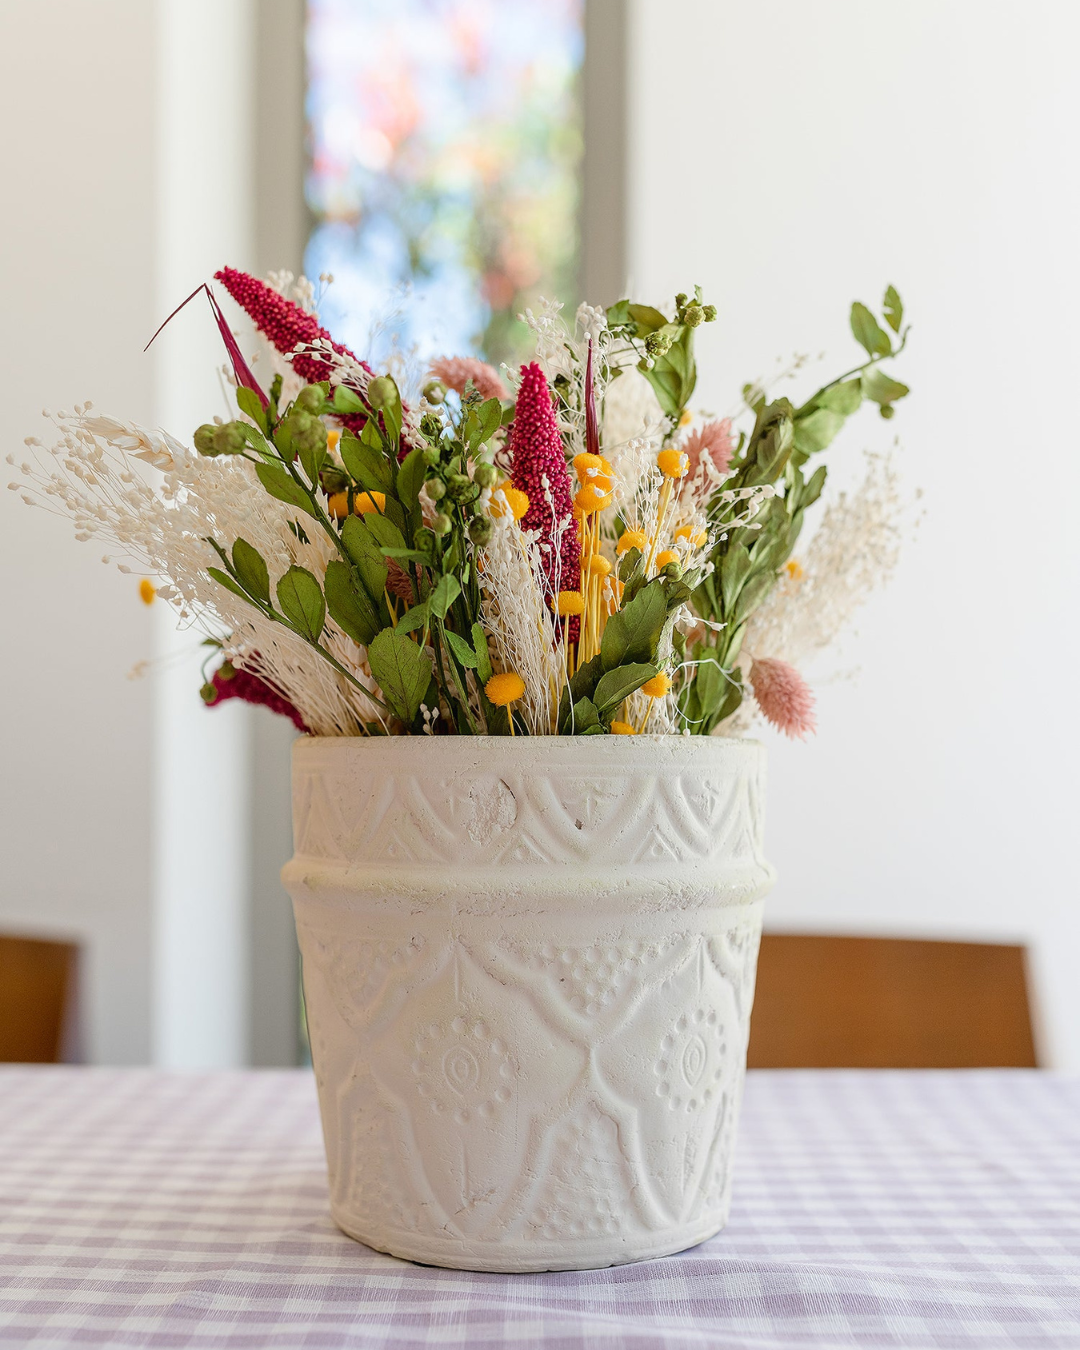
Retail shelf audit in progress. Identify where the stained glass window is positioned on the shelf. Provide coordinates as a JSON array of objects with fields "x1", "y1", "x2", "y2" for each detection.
[{"x1": 304, "y1": 0, "x2": 584, "y2": 373}]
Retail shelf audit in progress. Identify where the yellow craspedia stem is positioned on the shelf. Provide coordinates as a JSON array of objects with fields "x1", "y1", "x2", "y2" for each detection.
[
  {"x1": 586, "y1": 554, "x2": 612, "y2": 577},
  {"x1": 553, "y1": 590, "x2": 585, "y2": 617},
  {"x1": 490, "y1": 485, "x2": 529, "y2": 520},
  {"x1": 138, "y1": 579, "x2": 156, "y2": 606},
  {"x1": 354, "y1": 491, "x2": 386, "y2": 515},
  {"x1": 616, "y1": 528, "x2": 647, "y2": 555},
  {"x1": 657, "y1": 447, "x2": 689, "y2": 479},
  {"x1": 611, "y1": 721, "x2": 637, "y2": 735},
  {"x1": 485, "y1": 671, "x2": 526, "y2": 706},
  {"x1": 642, "y1": 671, "x2": 672, "y2": 699},
  {"x1": 655, "y1": 549, "x2": 679, "y2": 570}
]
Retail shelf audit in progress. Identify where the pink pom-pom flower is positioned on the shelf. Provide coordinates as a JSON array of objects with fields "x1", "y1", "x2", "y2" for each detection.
[
  {"x1": 749, "y1": 656, "x2": 816, "y2": 740},
  {"x1": 429, "y1": 356, "x2": 508, "y2": 402},
  {"x1": 682, "y1": 418, "x2": 734, "y2": 479},
  {"x1": 508, "y1": 362, "x2": 580, "y2": 630}
]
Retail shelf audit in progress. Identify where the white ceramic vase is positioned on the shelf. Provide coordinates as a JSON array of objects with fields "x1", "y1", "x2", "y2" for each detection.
[{"x1": 283, "y1": 734, "x2": 774, "y2": 1272}]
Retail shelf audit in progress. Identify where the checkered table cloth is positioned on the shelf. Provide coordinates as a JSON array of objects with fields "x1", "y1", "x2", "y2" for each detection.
[{"x1": 1, "y1": 1069, "x2": 1078, "y2": 1349}]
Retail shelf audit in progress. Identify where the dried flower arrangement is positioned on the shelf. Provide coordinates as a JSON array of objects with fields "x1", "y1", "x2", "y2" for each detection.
[{"x1": 8, "y1": 272, "x2": 909, "y2": 738}]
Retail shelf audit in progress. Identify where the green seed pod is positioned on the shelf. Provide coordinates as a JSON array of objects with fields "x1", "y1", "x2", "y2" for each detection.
[
  {"x1": 297, "y1": 384, "x2": 324, "y2": 413},
  {"x1": 422, "y1": 445, "x2": 441, "y2": 466},
  {"x1": 319, "y1": 463, "x2": 349, "y2": 495},
  {"x1": 675, "y1": 292, "x2": 688, "y2": 308},
  {"x1": 880, "y1": 404, "x2": 895, "y2": 420},
  {"x1": 422, "y1": 379, "x2": 446, "y2": 405},
  {"x1": 432, "y1": 512, "x2": 452, "y2": 536},
  {"x1": 199, "y1": 682, "x2": 218, "y2": 704},
  {"x1": 213, "y1": 423, "x2": 247, "y2": 455},
  {"x1": 446, "y1": 473, "x2": 473, "y2": 503},
  {"x1": 468, "y1": 516, "x2": 493, "y2": 546},
  {"x1": 645, "y1": 330, "x2": 672, "y2": 357},
  {"x1": 473, "y1": 461, "x2": 498, "y2": 489},
  {"x1": 684, "y1": 305, "x2": 705, "y2": 328},
  {"x1": 420, "y1": 413, "x2": 443, "y2": 440},
  {"x1": 637, "y1": 356, "x2": 654, "y2": 372},
  {"x1": 660, "y1": 560, "x2": 682, "y2": 580},
  {"x1": 425, "y1": 477, "x2": 446, "y2": 501},
  {"x1": 366, "y1": 375, "x2": 399, "y2": 411},
  {"x1": 194, "y1": 424, "x2": 220, "y2": 457},
  {"x1": 702, "y1": 304, "x2": 718, "y2": 322}
]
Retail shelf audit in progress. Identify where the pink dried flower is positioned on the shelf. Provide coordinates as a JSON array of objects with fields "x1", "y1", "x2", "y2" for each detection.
[
  {"x1": 214, "y1": 267, "x2": 374, "y2": 435},
  {"x1": 749, "y1": 656, "x2": 816, "y2": 739},
  {"x1": 205, "y1": 662, "x2": 308, "y2": 733},
  {"x1": 509, "y1": 362, "x2": 580, "y2": 628},
  {"x1": 429, "y1": 356, "x2": 508, "y2": 402},
  {"x1": 682, "y1": 419, "x2": 734, "y2": 478}
]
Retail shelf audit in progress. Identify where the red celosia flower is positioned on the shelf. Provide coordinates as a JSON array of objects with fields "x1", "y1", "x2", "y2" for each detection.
[
  {"x1": 749, "y1": 656, "x2": 816, "y2": 739},
  {"x1": 429, "y1": 356, "x2": 508, "y2": 402},
  {"x1": 214, "y1": 268, "x2": 374, "y2": 436},
  {"x1": 509, "y1": 362, "x2": 580, "y2": 632},
  {"x1": 205, "y1": 662, "x2": 308, "y2": 733},
  {"x1": 682, "y1": 419, "x2": 734, "y2": 479}
]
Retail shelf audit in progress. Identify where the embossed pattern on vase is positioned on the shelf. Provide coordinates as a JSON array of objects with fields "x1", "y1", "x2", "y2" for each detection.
[{"x1": 284, "y1": 737, "x2": 773, "y2": 1272}]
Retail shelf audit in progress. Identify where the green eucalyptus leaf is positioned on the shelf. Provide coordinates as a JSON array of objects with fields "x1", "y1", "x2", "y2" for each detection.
[
  {"x1": 395, "y1": 602, "x2": 429, "y2": 636},
  {"x1": 254, "y1": 461, "x2": 317, "y2": 517},
  {"x1": 556, "y1": 653, "x2": 604, "y2": 732},
  {"x1": 720, "y1": 542, "x2": 752, "y2": 615},
  {"x1": 323, "y1": 559, "x2": 379, "y2": 646},
  {"x1": 475, "y1": 397, "x2": 503, "y2": 446},
  {"x1": 367, "y1": 627, "x2": 431, "y2": 725},
  {"x1": 732, "y1": 569, "x2": 777, "y2": 626},
  {"x1": 693, "y1": 653, "x2": 727, "y2": 720},
  {"x1": 594, "y1": 662, "x2": 658, "y2": 716},
  {"x1": 332, "y1": 385, "x2": 365, "y2": 416},
  {"x1": 472, "y1": 622, "x2": 493, "y2": 683},
  {"x1": 600, "y1": 580, "x2": 666, "y2": 669},
  {"x1": 236, "y1": 386, "x2": 267, "y2": 431},
  {"x1": 396, "y1": 446, "x2": 427, "y2": 521},
  {"x1": 793, "y1": 407, "x2": 846, "y2": 455},
  {"x1": 361, "y1": 513, "x2": 406, "y2": 554},
  {"x1": 428, "y1": 574, "x2": 461, "y2": 619},
  {"x1": 567, "y1": 696, "x2": 600, "y2": 734},
  {"x1": 207, "y1": 566, "x2": 252, "y2": 605},
  {"x1": 817, "y1": 379, "x2": 863, "y2": 416},
  {"x1": 340, "y1": 516, "x2": 389, "y2": 603},
  {"x1": 443, "y1": 628, "x2": 478, "y2": 669},
  {"x1": 231, "y1": 538, "x2": 269, "y2": 605},
  {"x1": 861, "y1": 368, "x2": 910, "y2": 406},
  {"x1": 850, "y1": 302, "x2": 892, "y2": 358},
  {"x1": 276, "y1": 565, "x2": 326, "y2": 643},
  {"x1": 627, "y1": 303, "x2": 669, "y2": 332},
  {"x1": 339, "y1": 429, "x2": 394, "y2": 494},
  {"x1": 883, "y1": 285, "x2": 903, "y2": 334}
]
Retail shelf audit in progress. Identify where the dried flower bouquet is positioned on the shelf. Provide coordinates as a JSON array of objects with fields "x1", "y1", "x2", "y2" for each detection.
[{"x1": 10, "y1": 272, "x2": 909, "y2": 738}]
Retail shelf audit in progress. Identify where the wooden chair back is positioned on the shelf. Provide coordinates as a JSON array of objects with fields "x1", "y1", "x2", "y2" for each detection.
[
  {"x1": 0, "y1": 934, "x2": 79, "y2": 1063},
  {"x1": 746, "y1": 934, "x2": 1037, "y2": 1068}
]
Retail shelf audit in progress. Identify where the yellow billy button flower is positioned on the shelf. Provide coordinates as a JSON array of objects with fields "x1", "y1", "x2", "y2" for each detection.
[
  {"x1": 610, "y1": 721, "x2": 637, "y2": 735},
  {"x1": 616, "y1": 528, "x2": 648, "y2": 555},
  {"x1": 573, "y1": 483, "x2": 612, "y2": 515},
  {"x1": 553, "y1": 590, "x2": 585, "y2": 617},
  {"x1": 586, "y1": 553, "x2": 612, "y2": 577},
  {"x1": 655, "y1": 549, "x2": 679, "y2": 570},
  {"x1": 327, "y1": 428, "x2": 341, "y2": 454},
  {"x1": 675, "y1": 524, "x2": 708, "y2": 548},
  {"x1": 354, "y1": 491, "x2": 386, "y2": 515},
  {"x1": 573, "y1": 451, "x2": 605, "y2": 478},
  {"x1": 485, "y1": 671, "x2": 526, "y2": 706},
  {"x1": 657, "y1": 447, "x2": 689, "y2": 479},
  {"x1": 138, "y1": 578, "x2": 156, "y2": 605},
  {"x1": 489, "y1": 485, "x2": 529, "y2": 520},
  {"x1": 786, "y1": 558, "x2": 805, "y2": 580},
  {"x1": 642, "y1": 671, "x2": 672, "y2": 699},
  {"x1": 328, "y1": 490, "x2": 386, "y2": 519}
]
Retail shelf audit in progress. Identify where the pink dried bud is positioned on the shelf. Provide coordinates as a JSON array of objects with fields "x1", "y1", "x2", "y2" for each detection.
[
  {"x1": 749, "y1": 656, "x2": 816, "y2": 740},
  {"x1": 428, "y1": 356, "x2": 508, "y2": 403},
  {"x1": 682, "y1": 418, "x2": 734, "y2": 479}
]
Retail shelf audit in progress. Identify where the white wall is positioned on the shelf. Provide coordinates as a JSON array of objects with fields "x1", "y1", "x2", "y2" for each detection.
[
  {"x1": 628, "y1": 0, "x2": 1080, "y2": 1065},
  {"x1": 0, "y1": 0, "x2": 157, "y2": 1063}
]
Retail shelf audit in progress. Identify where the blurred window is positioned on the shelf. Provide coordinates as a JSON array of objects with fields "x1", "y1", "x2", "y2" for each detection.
[{"x1": 304, "y1": 0, "x2": 584, "y2": 370}]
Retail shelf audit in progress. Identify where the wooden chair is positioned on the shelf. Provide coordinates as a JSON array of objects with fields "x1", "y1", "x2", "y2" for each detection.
[
  {"x1": 746, "y1": 934, "x2": 1037, "y2": 1069},
  {"x1": 0, "y1": 934, "x2": 79, "y2": 1063}
]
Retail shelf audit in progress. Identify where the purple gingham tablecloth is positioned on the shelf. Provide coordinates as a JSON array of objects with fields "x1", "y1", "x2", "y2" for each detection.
[{"x1": 1, "y1": 1069, "x2": 1078, "y2": 1349}]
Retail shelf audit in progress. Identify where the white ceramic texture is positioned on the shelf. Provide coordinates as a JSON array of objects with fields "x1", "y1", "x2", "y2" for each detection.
[{"x1": 283, "y1": 735, "x2": 774, "y2": 1272}]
